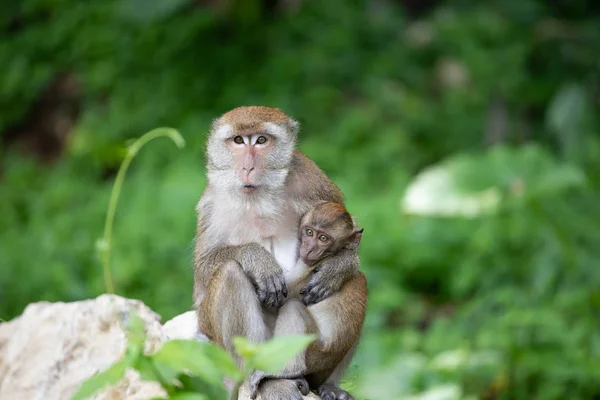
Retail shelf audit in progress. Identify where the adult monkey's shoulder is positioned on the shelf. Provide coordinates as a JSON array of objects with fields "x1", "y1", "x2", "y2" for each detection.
[{"x1": 285, "y1": 150, "x2": 345, "y2": 211}]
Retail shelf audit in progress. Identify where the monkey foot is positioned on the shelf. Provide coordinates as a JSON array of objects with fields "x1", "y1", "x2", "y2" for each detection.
[
  {"x1": 249, "y1": 370, "x2": 266, "y2": 399},
  {"x1": 294, "y1": 377, "x2": 310, "y2": 395},
  {"x1": 318, "y1": 383, "x2": 354, "y2": 400}
]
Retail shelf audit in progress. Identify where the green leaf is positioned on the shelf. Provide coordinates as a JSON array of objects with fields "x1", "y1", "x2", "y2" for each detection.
[
  {"x1": 123, "y1": 312, "x2": 147, "y2": 364},
  {"x1": 168, "y1": 393, "x2": 210, "y2": 400},
  {"x1": 176, "y1": 374, "x2": 228, "y2": 400},
  {"x1": 406, "y1": 383, "x2": 462, "y2": 400},
  {"x1": 430, "y1": 348, "x2": 470, "y2": 371},
  {"x1": 402, "y1": 160, "x2": 501, "y2": 218},
  {"x1": 151, "y1": 339, "x2": 243, "y2": 384},
  {"x1": 248, "y1": 335, "x2": 316, "y2": 373},
  {"x1": 340, "y1": 364, "x2": 360, "y2": 392},
  {"x1": 203, "y1": 341, "x2": 243, "y2": 380},
  {"x1": 71, "y1": 360, "x2": 127, "y2": 400},
  {"x1": 401, "y1": 144, "x2": 586, "y2": 217},
  {"x1": 133, "y1": 355, "x2": 162, "y2": 383},
  {"x1": 232, "y1": 337, "x2": 258, "y2": 359}
]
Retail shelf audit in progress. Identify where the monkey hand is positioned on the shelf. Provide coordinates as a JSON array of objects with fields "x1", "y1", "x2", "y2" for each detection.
[
  {"x1": 300, "y1": 264, "x2": 348, "y2": 306},
  {"x1": 241, "y1": 243, "x2": 288, "y2": 308}
]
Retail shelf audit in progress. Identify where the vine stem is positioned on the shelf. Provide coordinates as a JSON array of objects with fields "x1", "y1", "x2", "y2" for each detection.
[{"x1": 99, "y1": 127, "x2": 185, "y2": 294}]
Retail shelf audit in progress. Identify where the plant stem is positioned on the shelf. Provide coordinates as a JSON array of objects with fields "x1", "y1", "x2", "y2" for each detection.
[{"x1": 100, "y1": 128, "x2": 185, "y2": 294}]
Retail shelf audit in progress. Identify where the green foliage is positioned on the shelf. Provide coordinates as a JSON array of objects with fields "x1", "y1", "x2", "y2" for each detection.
[
  {"x1": 2, "y1": 0, "x2": 600, "y2": 398},
  {"x1": 402, "y1": 144, "x2": 586, "y2": 217},
  {"x1": 339, "y1": 364, "x2": 360, "y2": 392},
  {"x1": 72, "y1": 361, "x2": 128, "y2": 400},
  {"x1": 233, "y1": 335, "x2": 316, "y2": 374},
  {"x1": 72, "y1": 311, "x2": 313, "y2": 400}
]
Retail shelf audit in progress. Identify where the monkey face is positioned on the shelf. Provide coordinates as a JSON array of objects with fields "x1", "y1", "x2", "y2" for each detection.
[
  {"x1": 299, "y1": 202, "x2": 364, "y2": 265},
  {"x1": 299, "y1": 225, "x2": 336, "y2": 265},
  {"x1": 226, "y1": 133, "x2": 274, "y2": 191},
  {"x1": 206, "y1": 107, "x2": 298, "y2": 194}
]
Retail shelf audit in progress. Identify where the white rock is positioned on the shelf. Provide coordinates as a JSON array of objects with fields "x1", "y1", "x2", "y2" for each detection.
[
  {"x1": 0, "y1": 295, "x2": 319, "y2": 400},
  {"x1": 162, "y1": 310, "x2": 208, "y2": 342},
  {"x1": 0, "y1": 294, "x2": 166, "y2": 400}
]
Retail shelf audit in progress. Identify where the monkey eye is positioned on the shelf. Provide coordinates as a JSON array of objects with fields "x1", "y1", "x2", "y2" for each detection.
[
  {"x1": 318, "y1": 234, "x2": 329, "y2": 243},
  {"x1": 256, "y1": 135, "x2": 267, "y2": 145},
  {"x1": 233, "y1": 136, "x2": 244, "y2": 144},
  {"x1": 306, "y1": 228, "x2": 313, "y2": 237}
]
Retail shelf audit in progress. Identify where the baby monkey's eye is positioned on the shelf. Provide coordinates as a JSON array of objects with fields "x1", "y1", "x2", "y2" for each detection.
[
  {"x1": 256, "y1": 136, "x2": 267, "y2": 144},
  {"x1": 318, "y1": 234, "x2": 329, "y2": 243},
  {"x1": 306, "y1": 228, "x2": 313, "y2": 236},
  {"x1": 233, "y1": 136, "x2": 244, "y2": 144}
]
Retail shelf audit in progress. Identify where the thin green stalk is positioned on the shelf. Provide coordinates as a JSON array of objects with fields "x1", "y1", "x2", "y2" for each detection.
[{"x1": 98, "y1": 127, "x2": 185, "y2": 294}]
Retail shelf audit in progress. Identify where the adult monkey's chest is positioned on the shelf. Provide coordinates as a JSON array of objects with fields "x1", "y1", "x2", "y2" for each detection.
[
  {"x1": 212, "y1": 199, "x2": 301, "y2": 277},
  {"x1": 252, "y1": 206, "x2": 301, "y2": 279}
]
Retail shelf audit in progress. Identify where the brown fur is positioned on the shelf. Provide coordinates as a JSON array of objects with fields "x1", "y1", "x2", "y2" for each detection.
[
  {"x1": 217, "y1": 106, "x2": 292, "y2": 134},
  {"x1": 311, "y1": 202, "x2": 353, "y2": 229},
  {"x1": 285, "y1": 151, "x2": 345, "y2": 207},
  {"x1": 304, "y1": 272, "x2": 367, "y2": 386},
  {"x1": 305, "y1": 202, "x2": 354, "y2": 234},
  {"x1": 249, "y1": 272, "x2": 367, "y2": 397}
]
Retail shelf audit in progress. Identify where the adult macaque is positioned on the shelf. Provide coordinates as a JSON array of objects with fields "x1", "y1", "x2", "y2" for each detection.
[{"x1": 193, "y1": 106, "x2": 366, "y2": 399}]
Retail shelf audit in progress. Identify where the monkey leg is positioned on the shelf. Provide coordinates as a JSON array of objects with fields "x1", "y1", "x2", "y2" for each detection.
[
  {"x1": 199, "y1": 260, "x2": 270, "y2": 365},
  {"x1": 250, "y1": 298, "x2": 355, "y2": 399},
  {"x1": 252, "y1": 272, "x2": 366, "y2": 399},
  {"x1": 305, "y1": 275, "x2": 365, "y2": 400},
  {"x1": 250, "y1": 299, "x2": 314, "y2": 399},
  {"x1": 311, "y1": 341, "x2": 357, "y2": 400},
  {"x1": 255, "y1": 379, "x2": 307, "y2": 400}
]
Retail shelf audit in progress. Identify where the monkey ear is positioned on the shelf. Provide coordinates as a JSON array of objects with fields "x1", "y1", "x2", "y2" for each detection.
[
  {"x1": 287, "y1": 118, "x2": 300, "y2": 135},
  {"x1": 345, "y1": 228, "x2": 364, "y2": 250}
]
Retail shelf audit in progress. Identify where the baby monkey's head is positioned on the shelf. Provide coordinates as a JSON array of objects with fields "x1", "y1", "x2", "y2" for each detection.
[{"x1": 299, "y1": 202, "x2": 363, "y2": 266}]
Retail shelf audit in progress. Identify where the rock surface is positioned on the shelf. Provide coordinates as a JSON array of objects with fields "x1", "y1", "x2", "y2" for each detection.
[{"x1": 0, "y1": 295, "x2": 318, "y2": 400}]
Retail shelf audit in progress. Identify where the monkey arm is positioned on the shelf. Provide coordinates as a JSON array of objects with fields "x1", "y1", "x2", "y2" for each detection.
[
  {"x1": 300, "y1": 248, "x2": 359, "y2": 306},
  {"x1": 202, "y1": 243, "x2": 288, "y2": 308},
  {"x1": 193, "y1": 209, "x2": 287, "y2": 309}
]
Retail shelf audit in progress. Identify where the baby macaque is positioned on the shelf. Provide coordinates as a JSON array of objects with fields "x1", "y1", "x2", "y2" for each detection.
[
  {"x1": 289, "y1": 201, "x2": 364, "y2": 306},
  {"x1": 249, "y1": 201, "x2": 365, "y2": 399}
]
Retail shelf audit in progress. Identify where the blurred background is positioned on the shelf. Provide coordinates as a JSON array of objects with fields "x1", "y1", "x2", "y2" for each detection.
[{"x1": 1, "y1": 0, "x2": 600, "y2": 398}]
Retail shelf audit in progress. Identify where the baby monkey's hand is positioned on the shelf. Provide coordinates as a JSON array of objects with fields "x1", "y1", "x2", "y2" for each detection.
[{"x1": 300, "y1": 263, "x2": 349, "y2": 306}]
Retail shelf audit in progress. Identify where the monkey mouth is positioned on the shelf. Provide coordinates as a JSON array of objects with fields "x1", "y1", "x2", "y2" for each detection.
[
  {"x1": 240, "y1": 184, "x2": 258, "y2": 193},
  {"x1": 300, "y1": 255, "x2": 318, "y2": 266}
]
